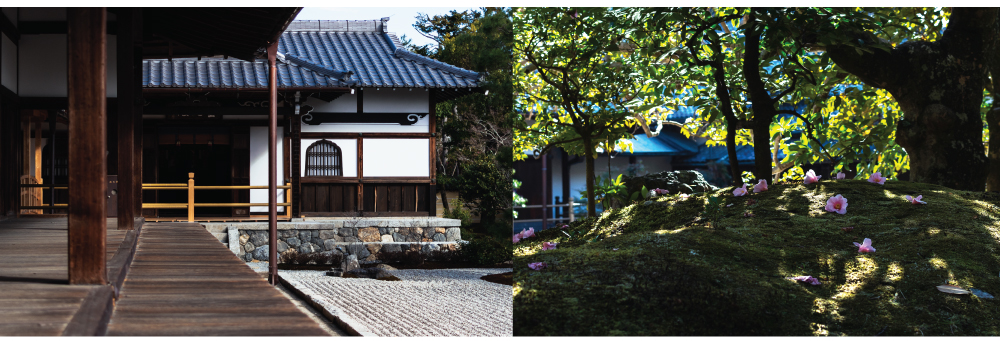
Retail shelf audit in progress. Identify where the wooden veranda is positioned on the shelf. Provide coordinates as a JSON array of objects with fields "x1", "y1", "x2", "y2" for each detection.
[{"x1": 0, "y1": 218, "x2": 327, "y2": 336}]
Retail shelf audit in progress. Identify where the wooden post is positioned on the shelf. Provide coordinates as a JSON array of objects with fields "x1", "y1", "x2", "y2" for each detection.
[
  {"x1": 568, "y1": 197, "x2": 575, "y2": 223},
  {"x1": 267, "y1": 43, "x2": 278, "y2": 285},
  {"x1": 116, "y1": 8, "x2": 136, "y2": 230},
  {"x1": 357, "y1": 136, "x2": 363, "y2": 213},
  {"x1": 286, "y1": 182, "x2": 292, "y2": 219},
  {"x1": 541, "y1": 153, "x2": 547, "y2": 230},
  {"x1": 67, "y1": 7, "x2": 107, "y2": 285},
  {"x1": 187, "y1": 172, "x2": 194, "y2": 222}
]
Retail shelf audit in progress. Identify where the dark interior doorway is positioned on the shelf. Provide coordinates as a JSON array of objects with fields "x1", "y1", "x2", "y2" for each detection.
[{"x1": 157, "y1": 144, "x2": 233, "y2": 217}]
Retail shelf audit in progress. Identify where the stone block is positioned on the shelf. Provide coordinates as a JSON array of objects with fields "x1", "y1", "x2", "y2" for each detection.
[
  {"x1": 435, "y1": 227, "x2": 446, "y2": 234},
  {"x1": 338, "y1": 228, "x2": 355, "y2": 237},
  {"x1": 367, "y1": 243, "x2": 382, "y2": 255},
  {"x1": 277, "y1": 240, "x2": 289, "y2": 253},
  {"x1": 239, "y1": 233, "x2": 250, "y2": 245},
  {"x1": 378, "y1": 227, "x2": 390, "y2": 235},
  {"x1": 319, "y1": 230, "x2": 339, "y2": 239},
  {"x1": 343, "y1": 255, "x2": 359, "y2": 273},
  {"x1": 312, "y1": 238, "x2": 325, "y2": 247},
  {"x1": 432, "y1": 233, "x2": 446, "y2": 242},
  {"x1": 358, "y1": 227, "x2": 381, "y2": 242},
  {"x1": 423, "y1": 227, "x2": 436, "y2": 238},
  {"x1": 343, "y1": 236, "x2": 359, "y2": 243},
  {"x1": 300, "y1": 243, "x2": 319, "y2": 254},
  {"x1": 392, "y1": 233, "x2": 405, "y2": 242},
  {"x1": 286, "y1": 237, "x2": 301, "y2": 247},
  {"x1": 252, "y1": 245, "x2": 269, "y2": 261},
  {"x1": 243, "y1": 242, "x2": 255, "y2": 253},
  {"x1": 422, "y1": 238, "x2": 433, "y2": 242},
  {"x1": 422, "y1": 243, "x2": 441, "y2": 253},
  {"x1": 280, "y1": 230, "x2": 294, "y2": 238},
  {"x1": 324, "y1": 239, "x2": 338, "y2": 251},
  {"x1": 445, "y1": 228, "x2": 461, "y2": 241},
  {"x1": 311, "y1": 230, "x2": 319, "y2": 237},
  {"x1": 298, "y1": 231, "x2": 312, "y2": 243},
  {"x1": 409, "y1": 244, "x2": 421, "y2": 252},
  {"x1": 382, "y1": 244, "x2": 401, "y2": 253},
  {"x1": 381, "y1": 235, "x2": 393, "y2": 243},
  {"x1": 249, "y1": 231, "x2": 268, "y2": 246}
]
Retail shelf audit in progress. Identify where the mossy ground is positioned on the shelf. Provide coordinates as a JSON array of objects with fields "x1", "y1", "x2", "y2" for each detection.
[{"x1": 513, "y1": 180, "x2": 1000, "y2": 336}]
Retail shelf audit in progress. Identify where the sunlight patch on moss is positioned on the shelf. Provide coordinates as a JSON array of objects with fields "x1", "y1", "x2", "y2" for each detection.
[
  {"x1": 833, "y1": 257, "x2": 878, "y2": 300},
  {"x1": 655, "y1": 227, "x2": 689, "y2": 235},
  {"x1": 885, "y1": 261, "x2": 904, "y2": 283},
  {"x1": 929, "y1": 257, "x2": 948, "y2": 270}
]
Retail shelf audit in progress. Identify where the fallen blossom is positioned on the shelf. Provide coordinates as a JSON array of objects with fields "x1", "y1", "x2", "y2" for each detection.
[
  {"x1": 788, "y1": 275, "x2": 822, "y2": 286},
  {"x1": 560, "y1": 224, "x2": 569, "y2": 230},
  {"x1": 854, "y1": 238, "x2": 876, "y2": 253},
  {"x1": 804, "y1": 169, "x2": 822, "y2": 184},
  {"x1": 542, "y1": 242, "x2": 558, "y2": 250},
  {"x1": 528, "y1": 262, "x2": 547, "y2": 270},
  {"x1": 678, "y1": 193, "x2": 690, "y2": 200},
  {"x1": 733, "y1": 184, "x2": 748, "y2": 197},
  {"x1": 868, "y1": 172, "x2": 886, "y2": 185},
  {"x1": 904, "y1": 195, "x2": 927, "y2": 205},
  {"x1": 825, "y1": 194, "x2": 848, "y2": 214},
  {"x1": 513, "y1": 234, "x2": 521, "y2": 244},
  {"x1": 753, "y1": 179, "x2": 768, "y2": 193},
  {"x1": 726, "y1": 204, "x2": 734, "y2": 207},
  {"x1": 836, "y1": 172, "x2": 846, "y2": 180},
  {"x1": 650, "y1": 188, "x2": 670, "y2": 197},
  {"x1": 612, "y1": 248, "x2": 619, "y2": 251},
  {"x1": 842, "y1": 226, "x2": 854, "y2": 232},
  {"x1": 521, "y1": 227, "x2": 535, "y2": 239}
]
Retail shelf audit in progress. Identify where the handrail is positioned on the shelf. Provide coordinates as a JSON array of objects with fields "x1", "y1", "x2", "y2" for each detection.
[{"x1": 18, "y1": 172, "x2": 293, "y2": 221}]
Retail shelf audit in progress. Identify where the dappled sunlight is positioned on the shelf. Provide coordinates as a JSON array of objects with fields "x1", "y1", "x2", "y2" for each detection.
[
  {"x1": 928, "y1": 257, "x2": 948, "y2": 270},
  {"x1": 514, "y1": 283, "x2": 522, "y2": 297},
  {"x1": 655, "y1": 227, "x2": 690, "y2": 235},
  {"x1": 832, "y1": 256, "x2": 878, "y2": 300},
  {"x1": 927, "y1": 227, "x2": 941, "y2": 236},
  {"x1": 884, "y1": 261, "x2": 904, "y2": 283}
]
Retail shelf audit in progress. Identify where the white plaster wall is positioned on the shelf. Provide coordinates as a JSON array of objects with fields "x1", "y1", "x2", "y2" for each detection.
[
  {"x1": 249, "y1": 127, "x2": 286, "y2": 212},
  {"x1": 299, "y1": 138, "x2": 357, "y2": 177},
  {"x1": 362, "y1": 139, "x2": 429, "y2": 177},
  {"x1": 17, "y1": 34, "x2": 117, "y2": 97},
  {"x1": 363, "y1": 88, "x2": 428, "y2": 113},
  {"x1": 1, "y1": 34, "x2": 16, "y2": 93},
  {"x1": 304, "y1": 94, "x2": 355, "y2": 113}
]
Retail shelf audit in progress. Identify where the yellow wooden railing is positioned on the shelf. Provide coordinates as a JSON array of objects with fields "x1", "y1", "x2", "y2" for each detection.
[
  {"x1": 142, "y1": 173, "x2": 292, "y2": 222},
  {"x1": 19, "y1": 175, "x2": 43, "y2": 214},
  {"x1": 19, "y1": 172, "x2": 292, "y2": 222}
]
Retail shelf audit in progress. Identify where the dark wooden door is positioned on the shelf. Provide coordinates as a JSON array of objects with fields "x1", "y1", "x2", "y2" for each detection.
[{"x1": 106, "y1": 175, "x2": 117, "y2": 217}]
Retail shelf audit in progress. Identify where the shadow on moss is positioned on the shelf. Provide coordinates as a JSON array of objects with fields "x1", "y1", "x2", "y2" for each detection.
[{"x1": 514, "y1": 180, "x2": 1000, "y2": 336}]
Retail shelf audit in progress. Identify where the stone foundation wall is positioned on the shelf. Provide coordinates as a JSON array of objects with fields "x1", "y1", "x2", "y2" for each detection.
[{"x1": 212, "y1": 218, "x2": 462, "y2": 263}]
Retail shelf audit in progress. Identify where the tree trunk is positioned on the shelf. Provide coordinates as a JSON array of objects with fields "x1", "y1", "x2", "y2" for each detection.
[
  {"x1": 825, "y1": 8, "x2": 998, "y2": 191},
  {"x1": 707, "y1": 38, "x2": 743, "y2": 187},
  {"x1": 584, "y1": 137, "x2": 597, "y2": 218},
  {"x1": 742, "y1": 9, "x2": 779, "y2": 184}
]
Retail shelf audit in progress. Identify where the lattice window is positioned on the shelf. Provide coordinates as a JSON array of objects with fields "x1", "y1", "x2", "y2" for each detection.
[{"x1": 305, "y1": 140, "x2": 343, "y2": 176}]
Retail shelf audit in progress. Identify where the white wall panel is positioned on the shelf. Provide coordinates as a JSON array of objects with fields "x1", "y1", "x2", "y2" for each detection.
[
  {"x1": 362, "y1": 139, "x2": 429, "y2": 177},
  {"x1": 304, "y1": 94, "x2": 355, "y2": 113},
  {"x1": 19, "y1": 35, "x2": 66, "y2": 97},
  {"x1": 1, "y1": 35, "x2": 16, "y2": 93},
  {"x1": 105, "y1": 35, "x2": 116, "y2": 97},
  {"x1": 300, "y1": 138, "x2": 357, "y2": 177},
  {"x1": 249, "y1": 127, "x2": 286, "y2": 212},
  {"x1": 363, "y1": 88, "x2": 428, "y2": 113}
]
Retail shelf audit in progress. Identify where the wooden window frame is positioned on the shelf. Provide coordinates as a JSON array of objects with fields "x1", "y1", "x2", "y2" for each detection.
[{"x1": 304, "y1": 139, "x2": 344, "y2": 177}]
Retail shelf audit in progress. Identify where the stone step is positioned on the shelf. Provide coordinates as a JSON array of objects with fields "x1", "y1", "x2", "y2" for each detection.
[
  {"x1": 211, "y1": 232, "x2": 228, "y2": 243},
  {"x1": 202, "y1": 223, "x2": 229, "y2": 234}
]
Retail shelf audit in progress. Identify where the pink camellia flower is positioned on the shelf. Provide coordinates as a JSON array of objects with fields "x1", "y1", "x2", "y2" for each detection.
[
  {"x1": 804, "y1": 169, "x2": 822, "y2": 184},
  {"x1": 651, "y1": 188, "x2": 670, "y2": 196},
  {"x1": 836, "y1": 172, "x2": 846, "y2": 180},
  {"x1": 905, "y1": 195, "x2": 927, "y2": 205},
  {"x1": 788, "y1": 275, "x2": 822, "y2": 286},
  {"x1": 560, "y1": 224, "x2": 569, "y2": 230},
  {"x1": 513, "y1": 234, "x2": 521, "y2": 244},
  {"x1": 521, "y1": 228, "x2": 535, "y2": 239},
  {"x1": 825, "y1": 194, "x2": 848, "y2": 214},
  {"x1": 733, "y1": 184, "x2": 748, "y2": 197},
  {"x1": 542, "y1": 242, "x2": 558, "y2": 250},
  {"x1": 753, "y1": 179, "x2": 768, "y2": 193},
  {"x1": 854, "y1": 238, "x2": 876, "y2": 253},
  {"x1": 868, "y1": 172, "x2": 886, "y2": 185},
  {"x1": 528, "y1": 262, "x2": 547, "y2": 270}
]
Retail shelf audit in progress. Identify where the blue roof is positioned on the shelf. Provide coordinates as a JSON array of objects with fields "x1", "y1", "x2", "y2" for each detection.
[
  {"x1": 675, "y1": 144, "x2": 756, "y2": 166},
  {"x1": 141, "y1": 19, "x2": 482, "y2": 91},
  {"x1": 615, "y1": 133, "x2": 689, "y2": 156}
]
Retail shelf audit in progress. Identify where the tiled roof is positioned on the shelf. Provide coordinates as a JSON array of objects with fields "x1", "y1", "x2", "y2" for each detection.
[
  {"x1": 141, "y1": 19, "x2": 482, "y2": 91},
  {"x1": 675, "y1": 144, "x2": 757, "y2": 166}
]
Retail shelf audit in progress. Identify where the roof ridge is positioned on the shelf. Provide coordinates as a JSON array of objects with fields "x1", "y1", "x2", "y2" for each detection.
[
  {"x1": 380, "y1": 32, "x2": 481, "y2": 81},
  {"x1": 277, "y1": 52, "x2": 357, "y2": 86}
]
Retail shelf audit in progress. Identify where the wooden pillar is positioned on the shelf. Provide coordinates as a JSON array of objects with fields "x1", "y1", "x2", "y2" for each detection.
[
  {"x1": 67, "y1": 7, "x2": 107, "y2": 285},
  {"x1": 116, "y1": 8, "x2": 137, "y2": 230},
  {"x1": 267, "y1": 43, "x2": 279, "y2": 285},
  {"x1": 132, "y1": 10, "x2": 144, "y2": 223},
  {"x1": 290, "y1": 105, "x2": 301, "y2": 218},
  {"x1": 428, "y1": 90, "x2": 437, "y2": 217}
]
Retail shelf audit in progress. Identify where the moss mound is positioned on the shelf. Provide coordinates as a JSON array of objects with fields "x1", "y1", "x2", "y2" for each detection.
[{"x1": 513, "y1": 180, "x2": 1000, "y2": 336}]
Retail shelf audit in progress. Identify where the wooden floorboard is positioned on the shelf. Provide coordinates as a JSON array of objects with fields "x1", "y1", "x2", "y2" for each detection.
[
  {"x1": 106, "y1": 222, "x2": 328, "y2": 336},
  {"x1": 0, "y1": 218, "x2": 128, "y2": 336}
]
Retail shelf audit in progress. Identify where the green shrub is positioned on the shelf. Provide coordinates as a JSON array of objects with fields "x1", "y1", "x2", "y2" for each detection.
[
  {"x1": 459, "y1": 235, "x2": 512, "y2": 266},
  {"x1": 444, "y1": 198, "x2": 473, "y2": 228}
]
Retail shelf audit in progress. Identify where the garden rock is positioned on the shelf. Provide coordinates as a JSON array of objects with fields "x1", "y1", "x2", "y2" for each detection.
[
  {"x1": 252, "y1": 245, "x2": 269, "y2": 261},
  {"x1": 623, "y1": 170, "x2": 718, "y2": 195}
]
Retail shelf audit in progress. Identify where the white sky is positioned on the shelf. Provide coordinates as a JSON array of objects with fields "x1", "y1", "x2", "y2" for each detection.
[{"x1": 295, "y1": 7, "x2": 477, "y2": 50}]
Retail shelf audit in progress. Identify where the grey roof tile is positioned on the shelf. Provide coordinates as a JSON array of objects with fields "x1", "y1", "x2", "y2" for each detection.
[{"x1": 141, "y1": 21, "x2": 481, "y2": 90}]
